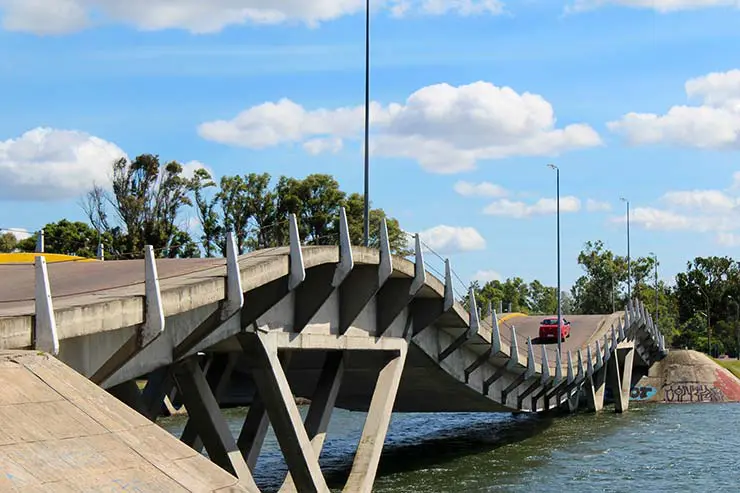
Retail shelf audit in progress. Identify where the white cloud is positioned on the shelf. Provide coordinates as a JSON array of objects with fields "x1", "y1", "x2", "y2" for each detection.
[
  {"x1": 303, "y1": 137, "x2": 343, "y2": 155},
  {"x1": 483, "y1": 196, "x2": 581, "y2": 218},
  {"x1": 474, "y1": 269, "x2": 501, "y2": 283},
  {"x1": 717, "y1": 232, "x2": 740, "y2": 247},
  {"x1": 417, "y1": 225, "x2": 486, "y2": 254},
  {"x1": 661, "y1": 190, "x2": 738, "y2": 212},
  {"x1": 0, "y1": 0, "x2": 506, "y2": 34},
  {"x1": 0, "y1": 228, "x2": 32, "y2": 240},
  {"x1": 586, "y1": 198, "x2": 612, "y2": 212},
  {"x1": 567, "y1": 0, "x2": 740, "y2": 13},
  {"x1": 200, "y1": 81, "x2": 601, "y2": 173},
  {"x1": 0, "y1": 127, "x2": 125, "y2": 201},
  {"x1": 181, "y1": 160, "x2": 214, "y2": 180},
  {"x1": 453, "y1": 180, "x2": 508, "y2": 198},
  {"x1": 608, "y1": 69, "x2": 740, "y2": 149}
]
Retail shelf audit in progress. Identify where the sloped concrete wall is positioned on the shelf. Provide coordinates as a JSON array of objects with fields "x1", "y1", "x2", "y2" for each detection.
[
  {"x1": 0, "y1": 350, "x2": 255, "y2": 492},
  {"x1": 632, "y1": 350, "x2": 740, "y2": 403}
]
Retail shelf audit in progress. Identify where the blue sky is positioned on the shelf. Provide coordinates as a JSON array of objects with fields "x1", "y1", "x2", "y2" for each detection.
[{"x1": 1, "y1": 0, "x2": 740, "y2": 292}]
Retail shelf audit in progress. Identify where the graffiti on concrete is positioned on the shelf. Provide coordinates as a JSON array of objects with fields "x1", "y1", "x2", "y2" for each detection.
[
  {"x1": 630, "y1": 386, "x2": 657, "y2": 401},
  {"x1": 663, "y1": 383, "x2": 725, "y2": 403}
]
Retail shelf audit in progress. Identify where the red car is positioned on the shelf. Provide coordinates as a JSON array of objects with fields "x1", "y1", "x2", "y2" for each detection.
[{"x1": 539, "y1": 318, "x2": 571, "y2": 341}]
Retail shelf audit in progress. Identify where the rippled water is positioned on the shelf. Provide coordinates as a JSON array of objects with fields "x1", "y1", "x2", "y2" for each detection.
[{"x1": 159, "y1": 403, "x2": 740, "y2": 492}]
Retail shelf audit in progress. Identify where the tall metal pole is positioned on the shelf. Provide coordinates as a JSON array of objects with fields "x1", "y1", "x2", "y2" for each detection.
[
  {"x1": 653, "y1": 253, "x2": 659, "y2": 328},
  {"x1": 621, "y1": 198, "x2": 631, "y2": 300},
  {"x1": 362, "y1": 0, "x2": 371, "y2": 247},
  {"x1": 548, "y1": 164, "x2": 561, "y2": 358}
]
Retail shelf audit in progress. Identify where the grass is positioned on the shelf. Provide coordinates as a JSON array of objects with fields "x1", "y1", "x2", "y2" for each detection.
[{"x1": 714, "y1": 358, "x2": 740, "y2": 380}]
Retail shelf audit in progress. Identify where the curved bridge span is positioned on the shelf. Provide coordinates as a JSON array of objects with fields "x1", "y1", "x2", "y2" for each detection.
[{"x1": 0, "y1": 216, "x2": 667, "y2": 492}]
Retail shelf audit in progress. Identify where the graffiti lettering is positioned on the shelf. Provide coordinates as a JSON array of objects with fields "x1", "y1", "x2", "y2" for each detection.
[
  {"x1": 663, "y1": 384, "x2": 725, "y2": 403},
  {"x1": 630, "y1": 386, "x2": 657, "y2": 400}
]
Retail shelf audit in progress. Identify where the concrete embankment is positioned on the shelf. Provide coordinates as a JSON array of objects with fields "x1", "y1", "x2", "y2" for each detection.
[
  {"x1": 632, "y1": 349, "x2": 740, "y2": 403},
  {"x1": 0, "y1": 350, "x2": 254, "y2": 492}
]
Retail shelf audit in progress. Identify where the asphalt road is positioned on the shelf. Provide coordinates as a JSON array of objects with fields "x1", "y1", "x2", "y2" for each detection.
[{"x1": 494, "y1": 314, "x2": 615, "y2": 365}]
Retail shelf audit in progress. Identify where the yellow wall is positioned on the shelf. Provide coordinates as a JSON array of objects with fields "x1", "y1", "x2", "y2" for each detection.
[{"x1": 0, "y1": 253, "x2": 97, "y2": 264}]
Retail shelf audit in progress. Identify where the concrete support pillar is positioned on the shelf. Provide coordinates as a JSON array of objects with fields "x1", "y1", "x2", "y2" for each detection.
[
  {"x1": 180, "y1": 353, "x2": 238, "y2": 451},
  {"x1": 614, "y1": 347, "x2": 635, "y2": 413},
  {"x1": 238, "y1": 393, "x2": 269, "y2": 471},
  {"x1": 238, "y1": 332, "x2": 329, "y2": 493},
  {"x1": 237, "y1": 352, "x2": 291, "y2": 471},
  {"x1": 140, "y1": 367, "x2": 174, "y2": 420},
  {"x1": 585, "y1": 367, "x2": 607, "y2": 412},
  {"x1": 280, "y1": 351, "x2": 344, "y2": 492},
  {"x1": 107, "y1": 379, "x2": 145, "y2": 414},
  {"x1": 172, "y1": 357, "x2": 257, "y2": 489},
  {"x1": 342, "y1": 345, "x2": 407, "y2": 493}
]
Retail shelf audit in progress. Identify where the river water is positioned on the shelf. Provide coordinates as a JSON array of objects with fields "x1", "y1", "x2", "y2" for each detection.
[{"x1": 159, "y1": 403, "x2": 739, "y2": 492}]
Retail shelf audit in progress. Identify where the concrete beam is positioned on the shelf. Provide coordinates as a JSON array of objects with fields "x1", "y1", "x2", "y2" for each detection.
[
  {"x1": 438, "y1": 287, "x2": 478, "y2": 362},
  {"x1": 172, "y1": 357, "x2": 257, "y2": 488},
  {"x1": 343, "y1": 345, "x2": 407, "y2": 493},
  {"x1": 281, "y1": 351, "x2": 344, "y2": 492},
  {"x1": 238, "y1": 332, "x2": 328, "y2": 493}
]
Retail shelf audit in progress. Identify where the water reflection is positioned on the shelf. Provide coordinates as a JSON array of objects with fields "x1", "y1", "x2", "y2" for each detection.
[{"x1": 159, "y1": 403, "x2": 740, "y2": 493}]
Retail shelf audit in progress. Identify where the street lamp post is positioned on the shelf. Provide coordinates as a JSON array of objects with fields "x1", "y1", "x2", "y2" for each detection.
[
  {"x1": 620, "y1": 198, "x2": 631, "y2": 300},
  {"x1": 698, "y1": 285, "x2": 710, "y2": 356},
  {"x1": 650, "y1": 252, "x2": 658, "y2": 327},
  {"x1": 362, "y1": 0, "x2": 371, "y2": 247},
  {"x1": 548, "y1": 164, "x2": 562, "y2": 358}
]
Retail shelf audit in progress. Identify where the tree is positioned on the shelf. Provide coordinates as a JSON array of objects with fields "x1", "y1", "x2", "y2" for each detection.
[
  {"x1": 18, "y1": 220, "x2": 106, "y2": 258},
  {"x1": 528, "y1": 280, "x2": 557, "y2": 314},
  {"x1": 343, "y1": 193, "x2": 409, "y2": 254},
  {"x1": 570, "y1": 240, "x2": 630, "y2": 314},
  {"x1": 84, "y1": 154, "x2": 198, "y2": 258},
  {"x1": 0, "y1": 232, "x2": 17, "y2": 253}
]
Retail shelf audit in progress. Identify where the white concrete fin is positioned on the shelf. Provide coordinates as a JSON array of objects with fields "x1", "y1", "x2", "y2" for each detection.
[
  {"x1": 34, "y1": 256, "x2": 58, "y2": 356},
  {"x1": 540, "y1": 344, "x2": 550, "y2": 382},
  {"x1": 526, "y1": 337, "x2": 536, "y2": 377},
  {"x1": 443, "y1": 259, "x2": 454, "y2": 312},
  {"x1": 611, "y1": 325, "x2": 618, "y2": 350},
  {"x1": 409, "y1": 233, "x2": 426, "y2": 295},
  {"x1": 35, "y1": 229, "x2": 44, "y2": 253},
  {"x1": 288, "y1": 213, "x2": 306, "y2": 291},
  {"x1": 626, "y1": 299, "x2": 633, "y2": 315},
  {"x1": 224, "y1": 231, "x2": 244, "y2": 314},
  {"x1": 507, "y1": 326, "x2": 520, "y2": 367},
  {"x1": 468, "y1": 287, "x2": 480, "y2": 336},
  {"x1": 577, "y1": 349, "x2": 585, "y2": 379},
  {"x1": 603, "y1": 334, "x2": 611, "y2": 362},
  {"x1": 141, "y1": 245, "x2": 165, "y2": 347},
  {"x1": 487, "y1": 300, "x2": 493, "y2": 319},
  {"x1": 586, "y1": 346, "x2": 594, "y2": 377},
  {"x1": 491, "y1": 310, "x2": 502, "y2": 354},
  {"x1": 660, "y1": 334, "x2": 666, "y2": 353},
  {"x1": 554, "y1": 349, "x2": 563, "y2": 384},
  {"x1": 618, "y1": 319, "x2": 626, "y2": 341},
  {"x1": 595, "y1": 340, "x2": 604, "y2": 369},
  {"x1": 332, "y1": 207, "x2": 354, "y2": 287},
  {"x1": 96, "y1": 242, "x2": 104, "y2": 261},
  {"x1": 378, "y1": 217, "x2": 392, "y2": 286},
  {"x1": 566, "y1": 350, "x2": 574, "y2": 384}
]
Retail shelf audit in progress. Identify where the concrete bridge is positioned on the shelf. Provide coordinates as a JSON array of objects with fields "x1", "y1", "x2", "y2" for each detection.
[{"x1": 0, "y1": 211, "x2": 666, "y2": 492}]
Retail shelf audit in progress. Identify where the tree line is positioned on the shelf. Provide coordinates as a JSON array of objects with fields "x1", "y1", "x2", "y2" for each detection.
[
  {"x1": 1, "y1": 154, "x2": 407, "y2": 259},
  {"x1": 466, "y1": 240, "x2": 740, "y2": 357}
]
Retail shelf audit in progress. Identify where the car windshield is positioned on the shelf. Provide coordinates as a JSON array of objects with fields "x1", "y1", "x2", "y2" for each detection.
[{"x1": 542, "y1": 319, "x2": 558, "y2": 325}]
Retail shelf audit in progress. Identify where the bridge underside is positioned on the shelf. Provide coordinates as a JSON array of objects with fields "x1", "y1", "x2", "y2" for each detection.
[{"x1": 221, "y1": 343, "x2": 511, "y2": 413}]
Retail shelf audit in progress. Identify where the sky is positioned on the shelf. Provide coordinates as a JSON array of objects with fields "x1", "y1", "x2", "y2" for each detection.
[{"x1": 1, "y1": 0, "x2": 740, "y2": 292}]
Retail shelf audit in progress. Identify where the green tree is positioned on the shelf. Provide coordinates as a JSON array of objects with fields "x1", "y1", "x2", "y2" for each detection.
[
  {"x1": 18, "y1": 220, "x2": 106, "y2": 258},
  {"x1": 0, "y1": 232, "x2": 17, "y2": 253},
  {"x1": 342, "y1": 193, "x2": 408, "y2": 254},
  {"x1": 84, "y1": 154, "x2": 198, "y2": 258},
  {"x1": 528, "y1": 280, "x2": 557, "y2": 314}
]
